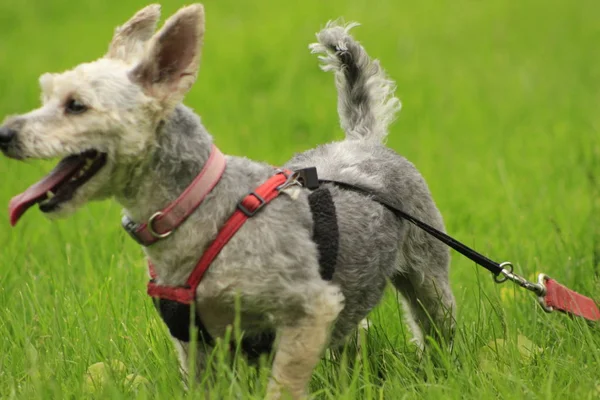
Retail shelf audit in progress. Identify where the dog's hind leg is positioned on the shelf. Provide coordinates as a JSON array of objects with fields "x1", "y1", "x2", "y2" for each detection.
[
  {"x1": 266, "y1": 284, "x2": 344, "y2": 400},
  {"x1": 391, "y1": 233, "x2": 456, "y2": 351}
]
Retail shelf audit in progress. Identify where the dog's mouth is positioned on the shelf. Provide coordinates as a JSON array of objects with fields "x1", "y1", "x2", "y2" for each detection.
[{"x1": 9, "y1": 150, "x2": 107, "y2": 226}]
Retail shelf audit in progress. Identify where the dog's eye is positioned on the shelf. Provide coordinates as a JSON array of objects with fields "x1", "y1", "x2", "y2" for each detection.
[{"x1": 65, "y1": 98, "x2": 88, "y2": 115}]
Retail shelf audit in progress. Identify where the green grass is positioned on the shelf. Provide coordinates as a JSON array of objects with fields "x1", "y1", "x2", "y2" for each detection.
[{"x1": 1, "y1": 0, "x2": 600, "y2": 398}]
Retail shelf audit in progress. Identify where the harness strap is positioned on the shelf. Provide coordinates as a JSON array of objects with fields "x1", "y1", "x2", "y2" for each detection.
[
  {"x1": 147, "y1": 170, "x2": 292, "y2": 304},
  {"x1": 308, "y1": 187, "x2": 338, "y2": 281},
  {"x1": 154, "y1": 298, "x2": 277, "y2": 360},
  {"x1": 153, "y1": 182, "x2": 339, "y2": 357}
]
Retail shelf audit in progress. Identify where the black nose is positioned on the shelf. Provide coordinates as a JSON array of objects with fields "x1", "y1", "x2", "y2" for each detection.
[{"x1": 0, "y1": 126, "x2": 16, "y2": 151}]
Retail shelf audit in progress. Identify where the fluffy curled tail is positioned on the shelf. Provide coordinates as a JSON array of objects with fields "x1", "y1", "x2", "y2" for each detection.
[{"x1": 310, "y1": 21, "x2": 401, "y2": 143}]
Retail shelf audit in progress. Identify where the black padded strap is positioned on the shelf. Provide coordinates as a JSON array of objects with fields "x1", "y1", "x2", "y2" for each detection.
[
  {"x1": 320, "y1": 179, "x2": 504, "y2": 276},
  {"x1": 155, "y1": 298, "x2": 213, "y2": 344},
  {"x1": 239, "y1": 332, "x2": 275, "y2": 362},
  {"x1": 155, "y1": 298, "x2": 275, "y2": 360},
  {"x1": 308, "y1": 187, "x2": 339, "y2": 281}
]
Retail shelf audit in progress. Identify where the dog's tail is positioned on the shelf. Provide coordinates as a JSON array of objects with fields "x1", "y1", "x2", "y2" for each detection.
[{"x1": 310, "y1": 21, "x2": 401, "y2": 143}]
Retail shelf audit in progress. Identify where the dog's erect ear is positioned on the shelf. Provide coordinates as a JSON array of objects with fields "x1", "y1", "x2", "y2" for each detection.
[
  {"x1": 106, "y1": 4, "x2": 162, "y2": 63},
  {"x1": 129, "y1": 4, "x2": 205, "y2": 108}
]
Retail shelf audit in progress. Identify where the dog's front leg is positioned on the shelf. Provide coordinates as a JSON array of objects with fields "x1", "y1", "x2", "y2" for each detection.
[
  {"x1": 266, "y1": 284, "x2": 344, "y2": 400},
  {"x1": 173, "y1": 339, "x2": 211, "y2": 391}
]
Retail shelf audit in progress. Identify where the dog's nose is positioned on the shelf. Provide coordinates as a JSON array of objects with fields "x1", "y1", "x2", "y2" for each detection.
[{"x1": 0, "y1": 126, "x2": 16, "y2": 151}]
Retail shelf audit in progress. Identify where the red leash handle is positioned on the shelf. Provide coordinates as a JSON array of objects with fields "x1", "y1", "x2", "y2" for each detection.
[
  {"x1": 541, "y1": 275, "x2": 600, "y2": 322},
  {"x1": 496, "y1": 266, "x2": 600, "y2": 322}
]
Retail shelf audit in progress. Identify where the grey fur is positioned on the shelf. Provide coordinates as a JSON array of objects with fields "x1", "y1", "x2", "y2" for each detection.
[
  {"x1": 0, "y1": 7, "x2": 455, "y2": 399},
  {"x1": 309, "y1": 21, "x2": 402, "y2": 142}
]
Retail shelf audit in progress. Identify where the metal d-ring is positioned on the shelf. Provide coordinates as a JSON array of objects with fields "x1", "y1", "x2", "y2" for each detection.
[
  {"x1": 147, "y1": 212, "x2": 172, "y2": 239},
  {"x1": 493, "y1": 261, "x2": 514, "y2": 283},
  {"x1": 276, "y1": 171, "x2": 301, "y2": 191}
]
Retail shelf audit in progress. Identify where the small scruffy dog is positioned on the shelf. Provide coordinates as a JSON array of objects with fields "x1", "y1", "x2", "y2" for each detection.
[{"x1": 0, "y1": 4, "x2": 455, "y2": 398}]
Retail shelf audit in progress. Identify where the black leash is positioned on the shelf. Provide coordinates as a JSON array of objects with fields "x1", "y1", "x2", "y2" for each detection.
[
  {"x1": 323, "y1": 179, "x2": 505, "y2": 275},
  {"x1": 313, "y1": 177, "x2": 600, "y2": 322},
  {"x1": 289, "y1": 167, "x2": 505, "y2": 277},
  {"x1": 323, "y1": 180, "x2": 505, "y2": 276}
]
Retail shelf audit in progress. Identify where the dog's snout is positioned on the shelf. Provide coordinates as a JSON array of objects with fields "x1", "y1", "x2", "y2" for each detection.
[{"x1": 0, "y1": 126, "x2": 17, "y2": 151}]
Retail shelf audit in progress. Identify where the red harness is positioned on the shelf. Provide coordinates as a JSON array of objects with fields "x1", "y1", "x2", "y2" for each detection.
[
  {"x1": 147, "y1": 170, "x2": 290, "y2": 304},
  {"x1": 122, "y1": 144, "x2": 292, "y2": 305}
]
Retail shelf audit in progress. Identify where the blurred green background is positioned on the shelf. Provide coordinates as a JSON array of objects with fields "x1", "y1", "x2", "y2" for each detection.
[{"x1": 1, "y1": 0, "x2": 599, "y2": 398}]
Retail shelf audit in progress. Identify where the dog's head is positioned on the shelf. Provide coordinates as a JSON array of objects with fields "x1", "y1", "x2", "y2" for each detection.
[{"x1": 0, "y1": 4, "x2": 205, "y2": 225}]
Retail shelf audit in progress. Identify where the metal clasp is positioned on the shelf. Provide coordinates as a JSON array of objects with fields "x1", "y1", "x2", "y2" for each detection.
[
  {"x1": 276, "y1": 171, "x2": 302, "y2": 191},
  {"x1": 121, "y1": 215, "x2": 145, "y2": 245},
  {"x1": 237, "y1": 192, "x2": 267, "y2": 217},
  {"x1": 276, "y1": 167, "x2": 321, "y2": 191},
  {"x1": 493, "y1": 261, "x2": 552, "y2": 313}
]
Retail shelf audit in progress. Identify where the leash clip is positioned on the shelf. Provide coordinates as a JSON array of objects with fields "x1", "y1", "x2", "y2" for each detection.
[{"x1": 493, "y1": 262, "x2": 552, "y2": 313}]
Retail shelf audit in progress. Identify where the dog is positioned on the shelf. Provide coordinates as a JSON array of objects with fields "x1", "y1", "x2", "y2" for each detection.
[{"x1": 0, "y1": 4, "x2": 455, "y2": 399}]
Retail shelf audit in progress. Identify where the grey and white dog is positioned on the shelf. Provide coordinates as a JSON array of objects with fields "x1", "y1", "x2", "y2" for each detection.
[{"x1": 0, "y1": 4, "x2": 455, "y2": 399}]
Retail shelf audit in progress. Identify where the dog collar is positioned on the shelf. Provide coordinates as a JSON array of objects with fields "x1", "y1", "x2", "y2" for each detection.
[{"x1": 121, "y1": 144, "x2": 226, "y2": 246}]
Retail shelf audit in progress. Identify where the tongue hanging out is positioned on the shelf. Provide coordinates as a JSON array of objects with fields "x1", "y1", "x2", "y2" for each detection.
[{"x1": 8, "y1": 151, "x2": 107, "y2": 226}]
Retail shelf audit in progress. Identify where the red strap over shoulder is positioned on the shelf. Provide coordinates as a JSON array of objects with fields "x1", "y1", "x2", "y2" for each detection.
[{"x1": 147, "y1": 170, "x2": 292, "y2": 304}]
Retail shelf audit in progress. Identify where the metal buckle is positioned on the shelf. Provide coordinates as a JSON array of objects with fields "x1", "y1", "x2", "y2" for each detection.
[
  {"x1": 121, "y1": 215, "x2": 145, "y2": 245},
  {"x1": 147, "y1": 211, "x2": 173, "y2": 239},
  {"x1": 237, "y1": 192, "x2": 266, "y2": 217}
]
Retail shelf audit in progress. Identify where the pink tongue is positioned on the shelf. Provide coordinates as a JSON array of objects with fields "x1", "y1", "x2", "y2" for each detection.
[{"x1": 9, "y1": 155, "x2": 86, "y2": 226}]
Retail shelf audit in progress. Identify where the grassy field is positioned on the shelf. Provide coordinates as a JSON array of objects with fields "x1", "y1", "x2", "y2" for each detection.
[{"x1": 1, "y1": 0, "x2": 600, "y2": 398}]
